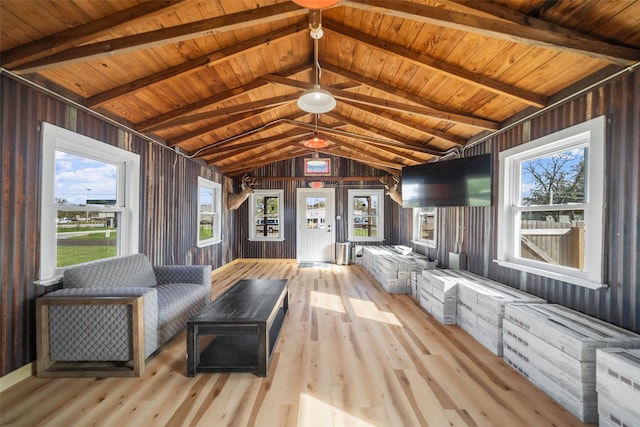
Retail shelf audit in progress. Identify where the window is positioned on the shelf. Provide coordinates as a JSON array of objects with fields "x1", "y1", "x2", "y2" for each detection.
[
  {"x1": 197, "y1": 177, "x2": 221, "y2": 247},
  {"x1": 348, "y1": 189, "x2": 384, "y2": 242},
  {"x1": 249, "y1": 189, "x2": 284, "y2": 241},
  {"x1": 39, "y1": 123, "x2": 140, "y2": 284},
  {"x1": 496, "y1": 115, "x2": 606, "y2": 289},
  {"x1": 412, "y1": 207, "x2": 437, "y2": 247}
]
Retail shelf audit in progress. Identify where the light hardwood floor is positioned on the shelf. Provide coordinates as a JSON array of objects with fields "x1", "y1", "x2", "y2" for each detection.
[{"x1": 1, "y1": 260, "x2": 594, "y2": 427}]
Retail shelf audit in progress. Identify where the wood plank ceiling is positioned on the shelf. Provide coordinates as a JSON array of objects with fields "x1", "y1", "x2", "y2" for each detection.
[{"x1": 2, "y1": 0, "x2": 639, "y2": 176}]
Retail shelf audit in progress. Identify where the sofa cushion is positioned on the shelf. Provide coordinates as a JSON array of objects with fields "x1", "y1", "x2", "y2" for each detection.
[
  {"x1": 63, "y1": 254, "x2": 157, "y2": 289},
  {"x1": 156, "y1": 283, "x2": 209, "y2": 343}
]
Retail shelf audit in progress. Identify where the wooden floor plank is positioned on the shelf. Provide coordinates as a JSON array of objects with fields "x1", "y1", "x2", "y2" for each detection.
[{"x1": 0, "y1": 261, "x2": 596, "y2": 427}]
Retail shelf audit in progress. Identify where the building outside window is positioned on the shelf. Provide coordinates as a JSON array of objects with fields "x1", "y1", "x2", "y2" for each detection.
[
  {"x1": 348, "y1": 189, "x2": 384, "y2": 242},
  {"x1": 249, "y1": 189, "x2": 284, "y2": 241},
  {"x1": 496, "y1": 115, "x2": 606, "y2": 289},
  {"x1": 40, "y1": 123, "x2": 140, "y2": 283},
  {"x1": 197, "y1": 177, "x2": 221, "y2": 247}
]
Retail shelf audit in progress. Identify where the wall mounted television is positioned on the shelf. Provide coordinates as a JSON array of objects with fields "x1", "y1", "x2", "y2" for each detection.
[{"x1": 401, "y1": 154, "x2": 493, "y2": 208}]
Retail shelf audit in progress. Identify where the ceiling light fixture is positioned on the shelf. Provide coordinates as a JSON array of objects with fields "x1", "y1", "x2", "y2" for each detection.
[
  {"x1": 297, "y1": 11, "x2": 336, "y2": 114},
  {"x1": 302, "y1": 113, "x2": 329, "y2": 148},
  {"x1": 292, "y1": 0, "x2": 340, "y2": 10}
]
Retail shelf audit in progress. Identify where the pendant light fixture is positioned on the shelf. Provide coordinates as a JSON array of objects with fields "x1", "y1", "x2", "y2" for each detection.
[
  {"x1": 302, "y1": 113, "x2": 329, "y2": 148},
  {"x1": 292, "y1": 1, "x2": 340, "y2": 10},
  {"x1": 297, "y1": 9, "x2": 336, "y2": 114}
]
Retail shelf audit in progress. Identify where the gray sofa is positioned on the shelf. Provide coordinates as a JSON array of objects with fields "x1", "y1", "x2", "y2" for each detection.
[{"x1": 36, "y1": 254, "x2": 211, "y2": 377}]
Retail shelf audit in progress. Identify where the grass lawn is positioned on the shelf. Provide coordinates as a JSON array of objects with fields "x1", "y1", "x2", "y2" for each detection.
[{"x1": 57, "y1": 232, "x2": 117, "y2": 267}]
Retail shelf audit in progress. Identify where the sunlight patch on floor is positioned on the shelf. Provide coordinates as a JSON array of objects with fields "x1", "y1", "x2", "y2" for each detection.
[
  {"x1": 310, "y1": 291, "x2": 346, "y2": 313},
  {"x1": 298, "y1": 392, "x2": 377, "y2": 427},
  {"x1": 348, "y1": 298, "x2": 402, "y2": 326}
]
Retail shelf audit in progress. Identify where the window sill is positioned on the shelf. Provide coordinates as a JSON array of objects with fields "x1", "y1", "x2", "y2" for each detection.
[
  {"x1": 493, "y1": 259, "x2": 607, "y2": 290},
  {"x1": 196, "y1": 239, "x2": 222, "y2": 248},
  {"x1": 34, "y1": 276, "x2": 63, "y2": 287},
  {"x1": 411, "y1": 239, "x2": 436, "y2": 249}
]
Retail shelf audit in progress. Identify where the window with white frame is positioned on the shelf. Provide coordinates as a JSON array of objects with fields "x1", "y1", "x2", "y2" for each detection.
[
  {"x1": 348, "y1": 189, "x2": 385, "y2": 242},
  {"x1": 249, "y1": 189, "x2": 284, "y2": 241},
  {"x1": 39, "y1": 123, "x2": 140, "y2": 284},
  {"x1": 496, "y1": 115, "x2": 606, "y2": 289},
  {"x1": 412, "y1": 207, "x2": 437, "y2": 247},
  {"x1": 197, "y1": 177, "x2": 222, "y2": 247}
]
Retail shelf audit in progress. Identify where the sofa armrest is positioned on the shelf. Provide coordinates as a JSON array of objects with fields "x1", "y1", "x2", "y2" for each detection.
[
  {"x1": 36, "y1": 287, "x2": 158, "y2": 378},
  {"x1": 153, "y1": 265, "x2": 211, "y2": 288}
]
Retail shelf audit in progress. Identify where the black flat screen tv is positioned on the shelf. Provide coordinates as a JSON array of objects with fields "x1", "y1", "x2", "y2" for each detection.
[{"x1": 401, "y1": 154, "x2": 493, "y2": 208}]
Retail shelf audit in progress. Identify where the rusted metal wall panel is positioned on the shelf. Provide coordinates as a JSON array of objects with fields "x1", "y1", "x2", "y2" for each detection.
[{"x1": 0, "y1": 75, "x2": 225, "y2": 375}]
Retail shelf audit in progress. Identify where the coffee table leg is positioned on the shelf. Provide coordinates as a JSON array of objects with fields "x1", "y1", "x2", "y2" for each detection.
[
  {"x1": 187, "y1": 324, "x2": 198, "y2": 377},
  {"x1": 257, "y1": 323, "x2": 268, "y2": 377}
]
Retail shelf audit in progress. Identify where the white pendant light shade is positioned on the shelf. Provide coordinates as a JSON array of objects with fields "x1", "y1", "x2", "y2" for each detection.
[{"x1": 297, "y1": 84, "x2": 336, "y2": 113}]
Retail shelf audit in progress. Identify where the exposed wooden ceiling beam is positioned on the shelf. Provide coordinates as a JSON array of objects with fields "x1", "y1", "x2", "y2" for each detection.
[
  {"x1": 135, "y1": 80, "x2": 269, "y2": 132},
  {"x1": 343, "y1": 0, "x2": 640, "y2": 66},
  {"x1": 218, "y1": 142, "x2": 308, "y2": 175},
  {"x1": 1, "y1": 1, "x2": 184, "y2": 69},
  {"x1": 321, "y1": 62, "x2": 489, "y2": 129},
  {"x1": 287, "y1": 118, "x2": 446, "y2": 155},
  {"x1": 261, "y1": 74, "x2": 499, "y2": 129},
  {"x1": 323, "y1": 110, "x2": 444, "y2": 155},
  {"x1": 340, "y1": 100, "x2": 467, "y2": 147},
  {"x1": 167, "y1": 108, "x2": 273, "y2": 147},
  {"x1": 199, "y1": 129, "x2": 314, "y2": 161},
  {"x1": 147, "y1": 93, "x2": 300, "y2": 133},
  {"x1": 319, "y1": 145, "x2": 402, "y2": 172},
  {"x1": 324, "y1": 133, "x2": 428, "y2": 164},
  {"x1": 326, "y1": 136, "x2": 417, "y2": 166},
  {"x1": 86, "y1": 23, "x2": 307, "y2": 107},
  {"x1": 188, "y1": 111, "x2": 309, "y2": 158},
  {"x1": 322, "y1": 19, "x2": 547, "y2": 108},
  {"x1": 136, "y1": 64, "x2": 311, "y2": 132},
  {"x1": 12, "y1": 2, "x2": 307, "y2": 73}
]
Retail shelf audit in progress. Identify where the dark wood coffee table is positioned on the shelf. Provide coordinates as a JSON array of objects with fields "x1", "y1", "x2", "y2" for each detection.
[{"x1": 186, "y1": 279, "x2": 288, "y2": 377}]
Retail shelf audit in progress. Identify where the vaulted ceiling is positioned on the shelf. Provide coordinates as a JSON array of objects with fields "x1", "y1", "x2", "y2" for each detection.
[{"x1": 2, "y1": 0, "x2": 639, "y2": 176}]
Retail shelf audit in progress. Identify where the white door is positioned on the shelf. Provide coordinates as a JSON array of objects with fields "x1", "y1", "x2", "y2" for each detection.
[{"x1": 296, "y1": 188, "x2": 335, "y2": 263}]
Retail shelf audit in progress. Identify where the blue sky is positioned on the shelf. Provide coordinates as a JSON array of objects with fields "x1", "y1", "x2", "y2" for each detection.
[{"x1": 55, "y1": 151, "x2": 117, "y2": 205}]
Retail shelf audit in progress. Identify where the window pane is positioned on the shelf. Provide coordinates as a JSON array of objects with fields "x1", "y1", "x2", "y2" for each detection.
[
  {"x1": 306, "y1": 197, "x2": 326, "y2": 229},
  {"x1": 519, "y1": 210, "x2": 585, "y2": 270},
  {"x1": 55, "y1": 150, "x2": 118, "y2": 266},
  {"x1": 199, "y1": 186, "x2": 214, "y2": 241},
  {"x1": 55, "y1": 151, "x2": 117, "y2": 207},
  {"x1": 419, "y1": 207, "x2": 435, "y2": 241},
  {"x1": 56, "y1": 212, "x2": 119, "y2": 267},
  {"x1": 352, "y1": 195, "x2": 378, "y2": 237},
  {"x1": 520, "y1": 146, "x2": 586, "y2": 206},
  {"x1": 255, "y1": 195, "x2": 280, "y2": 237}
]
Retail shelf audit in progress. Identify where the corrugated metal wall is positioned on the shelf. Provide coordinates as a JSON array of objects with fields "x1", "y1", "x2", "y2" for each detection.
[
  {"x1": 0, "y1": 75, "x2": 225, "y2": 375},
  {"x1": 402, "y1": 69, "x2": 640, "y2": 334},
  {"x1": 2, "y1": 68, "x2": 638, "y2": 377},
  {"x1": 233, "y1": 156, "x2": 404, "y2": 259}
]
